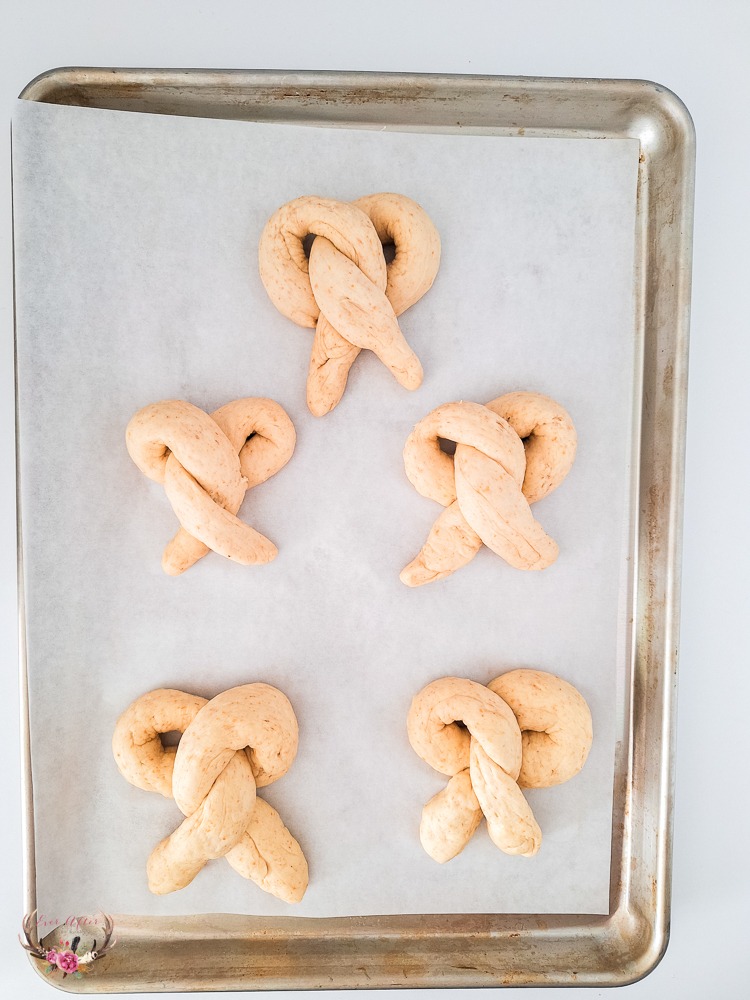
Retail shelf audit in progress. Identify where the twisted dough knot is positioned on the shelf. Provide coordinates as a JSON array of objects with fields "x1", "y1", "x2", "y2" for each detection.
[
  {"x1": 401, "y1": 391, "x2": 577, "y2": 586},
  {"x1": 407, "y1": 671, "x2": 593, "y2": 863},
  {"x1": 259, "y1": 193, "x2": 440, "y2": 416},
  {"x1": 126, "y1": 397, "x2": 295, "y2": 575},
  {"x1": 112, "y1": 683, "x2": 308, "y2": 903}
]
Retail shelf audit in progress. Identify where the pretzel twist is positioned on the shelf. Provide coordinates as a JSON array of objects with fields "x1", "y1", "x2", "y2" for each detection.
[
  {"x1": 259, "y1": 193, "x2": 440, "y2": 416},
  {"x1": 401, "y1": 391, "x2": 577, "y2": 586},
  {"x1": 126, "y1": 397, "x2": 295, "y2": 575},
  {"x1": 407, "y1": 671, "x2": 592, "y2": 863},
  {"x1": 112, "y1": 683, "x2": 308, "y2": 903}
]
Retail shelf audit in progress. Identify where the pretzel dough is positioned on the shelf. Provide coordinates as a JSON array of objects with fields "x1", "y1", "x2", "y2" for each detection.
[
  {"x1": 259, "y1": 193, "x2": 440, "y2": 415},
  {"x1": 401, "y1": 391, "x2": 577, "y2": 586},
  {"x1": 407, "y1": 677, "x2": 541, "y2": 861},
  {"x1": 126, "y1": 397, "x2": 295, "y2": 574},
  {"x1": 407, "y1": 670, "x2": 592, "y2": 863},
  {"x1": 488, "y1": 669, "x2": 593, "y2": 788},
  {"x1": 112, "y1": 683, "x2": 308, "y2": 903}
]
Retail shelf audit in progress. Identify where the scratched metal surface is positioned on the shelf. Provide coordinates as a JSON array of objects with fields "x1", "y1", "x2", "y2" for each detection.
[{"x1": 16, "y1": 68, "x2": 694, "y2": 991}]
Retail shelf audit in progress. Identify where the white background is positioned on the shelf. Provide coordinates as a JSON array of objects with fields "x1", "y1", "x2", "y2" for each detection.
[{"x1": 1, "y1": 2, "x2": 748, "y2": 998}]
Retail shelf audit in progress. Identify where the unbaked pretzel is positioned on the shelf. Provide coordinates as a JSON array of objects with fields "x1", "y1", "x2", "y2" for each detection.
[
  {"x1": 126, "y1": 397, "x2": 295, "y2": 575},
  {"x1": 407, "y1": 671, "x2": 592, "y2": 863},
  {"x1": 112, "y1": 683, "x2": 308, "y2": 903},
  {"x1": 259, "y1": 193, "x2": 440, "y2": 416},
  {"x1": 401, "y1": 391, "x2": 577, "y2": 586}
]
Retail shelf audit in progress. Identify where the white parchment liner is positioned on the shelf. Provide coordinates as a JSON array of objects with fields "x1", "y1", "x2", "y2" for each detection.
[{"x1": 13, "y1": 100, "x2": 638, "y2": 917}]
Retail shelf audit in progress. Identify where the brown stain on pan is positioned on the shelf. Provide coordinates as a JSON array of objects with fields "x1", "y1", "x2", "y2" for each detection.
[{"x1": 272, "y1": 86, "x2": 456, "y2": 106}]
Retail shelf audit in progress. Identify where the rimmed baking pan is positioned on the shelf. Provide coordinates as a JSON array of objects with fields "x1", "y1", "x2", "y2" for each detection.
[{"x1": 15, "y1": 68, "x2": 694, "y2": 991}]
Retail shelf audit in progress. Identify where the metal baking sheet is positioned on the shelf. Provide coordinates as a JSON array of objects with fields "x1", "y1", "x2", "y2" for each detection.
[{"x1": 15, "y1": 68, "x2": 694, "y2": 990}]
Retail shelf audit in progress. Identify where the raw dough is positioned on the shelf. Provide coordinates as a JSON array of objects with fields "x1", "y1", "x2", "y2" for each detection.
[
  {"x1": 259, "y1": 193, "x2": 440, "y2": 415},
  {"x1": 112, "y1": 683, "x2": 308, "y2": 903},
  {"x1": 126, "y1": 397, "x2": 295, "y2": 574},
  {"x1": 401, "y1": 392, "x2": 576, "y2": 585},
  {"x1": 488, "y1": 669, "x2": 593, "y2": 788},
  {"x1": 407, "y1": 677, "x2": 541, "y2": 861},
  {"x1": 407, "y1": 670, "x2": 592, "y2": 863}
]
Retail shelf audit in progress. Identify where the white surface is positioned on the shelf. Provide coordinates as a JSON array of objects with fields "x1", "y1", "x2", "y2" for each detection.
[
  {"x1": 1, "y1": 0, "x2": 748, "y2": 996},
  {"x1": 13, "y1": 100, "x2": 637, "y2": 918}
]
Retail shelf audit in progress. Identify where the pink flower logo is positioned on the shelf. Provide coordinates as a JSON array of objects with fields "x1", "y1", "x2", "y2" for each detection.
[
  {"x1": 56, "y1": 951, "x2": 80, "y2": 975},
  {"x1": 20, "y1": 911, "x2": 116, "y2": 977}
]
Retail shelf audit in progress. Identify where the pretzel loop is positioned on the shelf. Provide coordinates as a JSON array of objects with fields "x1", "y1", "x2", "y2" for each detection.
[{"x1": 488, "y1": 669, "x2": 593, "y2": 788}]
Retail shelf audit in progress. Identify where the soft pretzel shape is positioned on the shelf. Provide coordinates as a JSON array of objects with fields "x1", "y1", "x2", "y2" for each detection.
[
  {"x1": 112, "y1": 683, "x2": 308, "y2": 903},
  {"x1": 259, "y1": 193, "x2": 440, "y2": 416},
  {"x1": 407, "y1": 671, "x2": 592, "y2": 863},
  {"x1": 126, "y1": 397, "x2": 295, "y2": 575},
  {"x1": 401, "y1": 391, "x2": 577, "y2": 586}
]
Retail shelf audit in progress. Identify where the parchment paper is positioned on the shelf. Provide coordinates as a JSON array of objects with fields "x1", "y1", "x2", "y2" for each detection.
[{"x1": 13, "y1": 99, "x2": 638, "y2": 917}]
